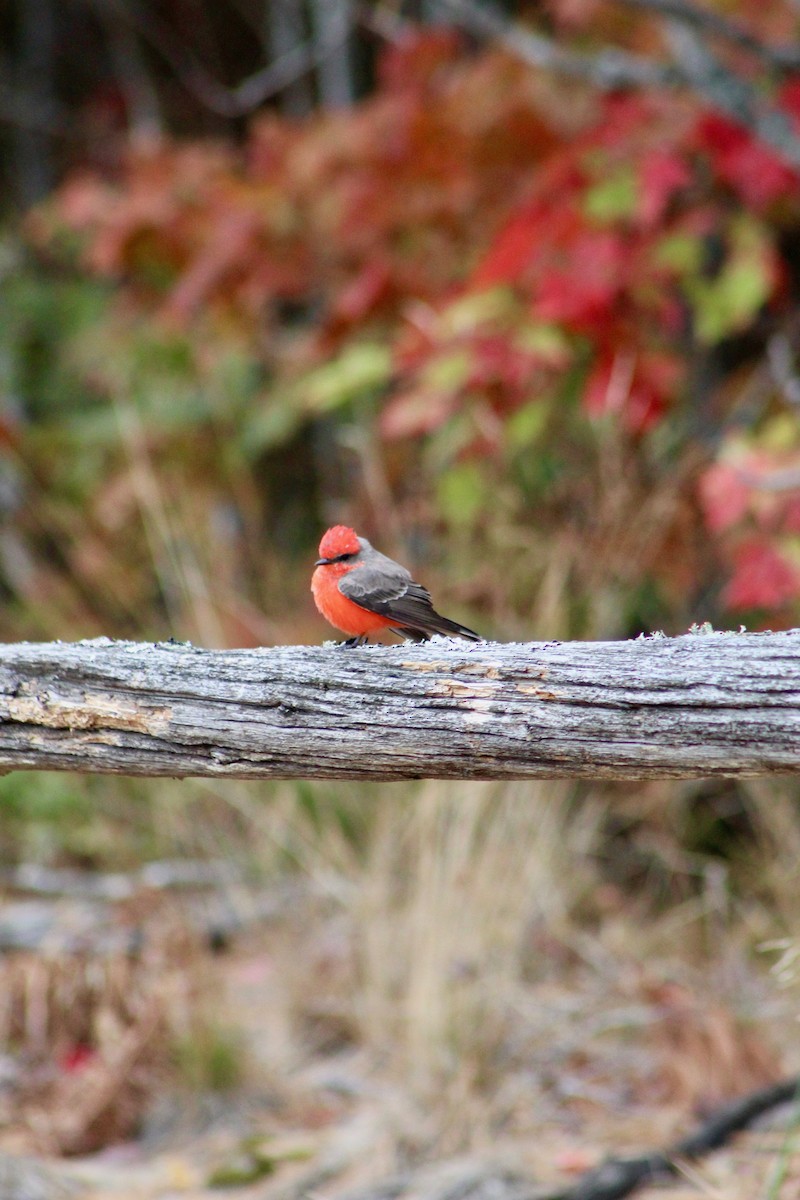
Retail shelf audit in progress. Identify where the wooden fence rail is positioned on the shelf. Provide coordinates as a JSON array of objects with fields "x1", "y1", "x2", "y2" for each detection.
[{"x1": 0, "y1": 630, "x2": 797, "y2": 780}]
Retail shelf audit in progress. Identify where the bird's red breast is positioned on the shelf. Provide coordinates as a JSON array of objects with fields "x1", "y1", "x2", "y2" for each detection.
[{"x1": 311, "y1": 559, "x2": 395, "y2": 636}]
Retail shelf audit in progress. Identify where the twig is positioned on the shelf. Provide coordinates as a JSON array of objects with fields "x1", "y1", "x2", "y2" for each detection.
[
  {"x1": 736, "y1": 467, "x2": 800, "y2": 492},
  {"x1": 439, "y1": 0, "x2": 800, "y2": 167},
  {"x1": 767, "y1": 334, "x2": 800, "y2": 409},
  {"x1": 357, "y1": 0, "x2": 411, "y2": 43},
  {"x1": 615, "y1": 0, "x2": 800, "y2": 71},
  {"x1": 90, "y1": 0, "x2": 352, "y2": 117},
  {"x1": 437, "y1": 0, "x2": 680, "y2": 88},
  {"x1": 311, "y1": 0, "x2": 356, "y2": 107},
  {"x1": 534, "y1": 1076, "x2": 800, "y2": 1199},
  {"x1": 101, "y1": 13, "x2": 163, "y2": 137},
  {"x1": 664, "y1": 21, "x2": 800, "y2": 166}
]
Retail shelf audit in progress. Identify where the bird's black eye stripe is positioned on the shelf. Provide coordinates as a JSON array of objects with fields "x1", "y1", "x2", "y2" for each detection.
[{"x1": 317, "y1": 552, "x2": 356, "y2": 565}]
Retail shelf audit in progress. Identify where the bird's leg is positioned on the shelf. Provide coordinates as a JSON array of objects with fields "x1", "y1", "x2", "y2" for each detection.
[{"x1": 341, "y1": 635, "x2": 368, "y2": 647}]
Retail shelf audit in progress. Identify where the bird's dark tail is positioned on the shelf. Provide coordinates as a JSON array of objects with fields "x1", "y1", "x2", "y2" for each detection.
[{"x1": 392, "y1": 612, "x2": 481, "y2": 642}]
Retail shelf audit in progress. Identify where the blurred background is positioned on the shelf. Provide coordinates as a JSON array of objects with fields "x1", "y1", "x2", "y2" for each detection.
[{"x1": 1, "y1": 0, "x2": 800, "y2": 1195}]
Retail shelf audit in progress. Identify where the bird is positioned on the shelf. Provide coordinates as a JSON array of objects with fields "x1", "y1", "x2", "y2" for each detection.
[{"x1": 311, "y1": 525, "x2": 481, "y2": 645}]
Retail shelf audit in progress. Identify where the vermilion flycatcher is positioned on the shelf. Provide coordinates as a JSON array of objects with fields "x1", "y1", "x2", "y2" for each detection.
[{"x1": 311, "y1": 525, "x2": 481, "y2": 644}]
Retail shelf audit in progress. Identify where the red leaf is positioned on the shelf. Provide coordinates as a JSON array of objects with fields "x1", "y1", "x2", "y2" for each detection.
[
  {"x1": 51, "y1": 174, "x2": 114, "y2": 230},
  {"x1": 781, "y1": 495, "x2": 800, "y2": 533},
  {"x1": 161, "y1": 209, "x2": 260, "y2": 324},
  {"x1": 470, "y1": 167, "x2": 584, "y2": 290},
  {"x1": 380, "y1": 388, "x2": 457, "y2": 439},
  {"x1": 327, "y1": 260, "x2": 395, "y2": 334},
  {"x1": 695, "y1": 114, "x2": 799, "y2": 211},
  {"x1": 584, "y1": 348, "x2": 678, "y2": 432},
  {"x1": 779, "y1": 79, "x2": 800, "y2": 130},
  {"x1": 698, "y1": 463, "x2": 751, "y2": 534},
  {"x1": 723, "y1": 540, "x2": 800, "y2": 610},
  {"x1": 596, "y1": 93, "x2": 662, "y2": 148},
  {"x1": 638, "y1": 151, "x2": 692, "y2": 227},
  {"x1": 466, "y1": 334, "x2": 539, "y2": 393},
  {"x1": 533, "y1": 231, "x2": 627, "y2": 329},
  {"x1": 471, "y1": 202, "x2": 546, "y2": 289},
  {"x1": 60, "y1": 1044, "x2": 95, "y2": 1074},
  {"x1": 377, "y1": 29, "x2": 463, "y2": 94}
]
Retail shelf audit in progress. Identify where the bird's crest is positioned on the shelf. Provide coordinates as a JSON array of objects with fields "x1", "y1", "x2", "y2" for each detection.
[{"x1": 318, "y1": 525, "x2": 361, "y2": 559}]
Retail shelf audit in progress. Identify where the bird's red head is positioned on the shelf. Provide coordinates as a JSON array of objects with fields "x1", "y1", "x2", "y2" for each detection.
[{"x1": 317, "y1": 525, "x2": 361, "y2": 562}]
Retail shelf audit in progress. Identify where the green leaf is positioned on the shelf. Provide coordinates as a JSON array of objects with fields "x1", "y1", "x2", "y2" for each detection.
[
  {"x1": 505, "y1": 400, "x2": 549, "y2": 450},
  {"x1": 422, "y1": 349, "x2": 472, "y2": 392},
  {"x1": 437, "y1": 462, "x2": 487, "y2": 526},
  {"x1": 240, "y1": 396, "x2": 302, "y2": 454},
  {"x1": 584, "y1": 170, "x2": 637, "y2": 223},
  {"x1": 688, "y1": 261, "x2": 771, "y2": 344},
  {"x1": 242, "y1": 343, "x2": 391, "y2": 455},
  {"x1": 654, "y1": 233, "x2": 703, "y2": 274},
  {"x1": 440, "y1": 287, "x2": 519, "y2": 335},
  {"x1": 303, "y1": 343, "x2": 391, "y2": 413},
  {"x1": 684, "y1": 217, "x2": 776, "y2": 344},
  {"x1": 758, "y1": 413, "x2": 800, "y2": 452},
  {"x1": 515, "y1": 322, "x2": 572, "y2": 363}
]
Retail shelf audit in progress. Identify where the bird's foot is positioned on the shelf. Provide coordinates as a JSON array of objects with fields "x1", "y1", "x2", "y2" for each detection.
[{"x1": 341, "y1": 635, "x2": 368, "y2": 647}]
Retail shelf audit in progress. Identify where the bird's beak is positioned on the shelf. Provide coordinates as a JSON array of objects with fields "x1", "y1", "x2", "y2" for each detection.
[{"x1": 315, "y1": 557, "x2": 331, "y2": 566}]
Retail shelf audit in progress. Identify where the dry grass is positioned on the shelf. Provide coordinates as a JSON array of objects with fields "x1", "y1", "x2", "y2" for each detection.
[
  {"x1": 0, "y1": 900, "x2": 217, "y2": 1156},
  {"x1": 353, "y1": 783, "x2": 597, "y2": 1101},
  {"x1": 169, "y1": 775, "x2": 799, "y2": 1160},
  {"x1": 3, "y1": 764, "x2": 800, "y2": 1195},
  {"x1": 2, "y1": 378, "x2": 800, "y2": 1191}
]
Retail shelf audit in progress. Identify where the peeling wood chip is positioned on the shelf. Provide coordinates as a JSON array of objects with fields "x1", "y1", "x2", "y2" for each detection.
[
  {"x1": 454, "y1": 664, "x2": 503, "y2": 678},
  {"x1": 3, "y1": 693, "x2": 172, "y2": 736},
  {"x1": 427, "y1": 681, "x2": 501, "y2": 698},
  {"x1": 400, "y1": 660, "x2": 453, "y2": 672},
  {"x1": 515, "y1": 685, "x2": 559, "y2": 700}
]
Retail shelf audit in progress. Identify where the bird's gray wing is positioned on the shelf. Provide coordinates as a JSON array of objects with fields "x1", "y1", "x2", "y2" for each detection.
[
  {"x1": 339, "y1": 546, "x2": 481, "y2": 641},
  {"x1": 337, "y1": 555, "x2": 421, "y2": 615}
]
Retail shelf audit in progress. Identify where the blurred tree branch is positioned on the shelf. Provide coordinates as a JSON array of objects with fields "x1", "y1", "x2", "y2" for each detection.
[
  {"x1": 6, "y1": 0, "x2": 800, "y2": 207},
  {"x1": 438, "y1": 0, "x2": 800, "y2": 165},
  {"x1": 436, "y1": 0, "x2": 681, "y2": 87},
  {"x1": 0, "y1": 632, "x2": 797, "y2": 781},
  {"x1": 267, "y1": 0, "x2": 316, "y2": 115},
  {"x1": 10, "y1": 0, "x2": 57, "y2": 204},
  {"x1": 616, "y1": 0, "x2": 800, "y2": 70},
  {"x1": 93, "y1": 0, "x2": 354, "y2": 117}
]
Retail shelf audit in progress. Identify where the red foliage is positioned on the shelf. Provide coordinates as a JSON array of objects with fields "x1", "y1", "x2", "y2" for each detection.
[
  {"x1": 698, "y1": 441, "x2": 800, "y2": 615},
  {"x1": 380, "y1": 387, "x2": 460, "y2": 440},
  {"x1": 59, "y1": 1044, "x2": 96, "y2": 1074},
  {"x1": 29, "y1": 29, "x2": 800, "y2": 621},
  {"x1": 377, "y1": 28, "x2": 465, "y2": 93},
  {"x1": 470, "y1": 199, "x2": 549, "y2": 291},
  {"x1": 724, "y1": 540, "x2": 800, "y2": 611},
  {"x1": 698, "y1": 463, "x2": 752, "y2": 534},
  {"x1": 461, "y1": 93, "x2": 702, "y2": 430},
  {"x1": 584, "y1": 347, "x2": 681, "y2": 433},
  {"x1": 533, "y1": 229, "x2": 629, "y2": 330},
  {"x1": 694, "y1": 114, "x2": 800, "y2": 212},
  {"x1": 638, "y1": 151, "x2": 693, "y2": 228}
]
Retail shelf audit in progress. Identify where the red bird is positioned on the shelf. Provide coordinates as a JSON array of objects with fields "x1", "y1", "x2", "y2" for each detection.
[{"x1": 311, "y1": 525, "x2": 481, "y2": 645}]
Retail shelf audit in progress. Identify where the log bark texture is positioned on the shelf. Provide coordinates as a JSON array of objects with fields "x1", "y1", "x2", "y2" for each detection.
[{"x1": 0, "y1": 631, "x2": 797, "y2": 781}]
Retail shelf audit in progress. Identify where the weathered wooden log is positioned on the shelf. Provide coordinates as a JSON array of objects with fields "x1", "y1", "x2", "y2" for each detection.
[{"x1": 0, "y1": 630, "x2": 797, "y2": 780}]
